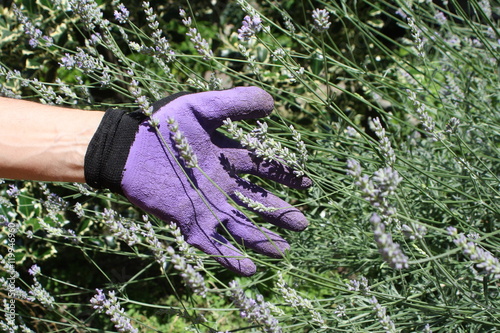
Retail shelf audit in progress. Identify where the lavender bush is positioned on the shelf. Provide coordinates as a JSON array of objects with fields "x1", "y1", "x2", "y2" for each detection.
[{"x1": 1, "y1": 0, "x2": 499, "y2": 331}]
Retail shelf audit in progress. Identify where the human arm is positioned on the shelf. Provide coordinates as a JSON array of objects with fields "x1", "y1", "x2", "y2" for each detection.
[
  {"x1": 0, "y1": 97, "x2": 104, "y2": 182},
  {"x1": 0, "y1": 88, "x2": 311, "y2": 276}
]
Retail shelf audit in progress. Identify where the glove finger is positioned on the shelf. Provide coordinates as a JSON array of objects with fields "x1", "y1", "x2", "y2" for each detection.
[
  {"x1": 224, "y1": 215, "x2": 290, "y2": 258},
  {"x1": 218, "y1": 148, "x2": 312, "y2": 189},
  {"x1": 185, "y1": 226, "x2": 257, "y2": 276},
  {"x1": 189, "y1": 87, "x2": 274, "y2": 127},
  {"x1": 231, "y1": 181, "x2": 309, "y2": 231}
]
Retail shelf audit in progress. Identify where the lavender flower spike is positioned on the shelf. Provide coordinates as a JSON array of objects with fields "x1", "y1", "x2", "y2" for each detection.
[
  {"x1": 28, "y1": 264, "x2": 41, "y2": 276},
  {"x1": 312, "y1": 8, "x2": 331, "y2": 32},
  {"x1": 369, "y1": 296, "x2": 397, "y2": 332},
  {"x1": 28, "y1": 280, "x2": 55, "y2": 309},
  {"x1": 68, "y1": 0, "x2": 108, "y2": 30},
  {"x1": 238, "y1": 15, "x2": 262, "y2": 41},
  {"x1": 447, "y1": 227, "x2": 500, "y2": 279},
  {"x1": 276, "y1": 272, "x2": 327, "y2": 328},
  {"x1": 167, "y1": 247, "x2": 208, "y2": 298},
  {"x1": 114, "y1": 4, "x2": 130, "y2": 24},
  {"x1": 179, "y1": 8, "x2": 213, "y2": 60},
  {"x1": 229, "y1": 280, "x2": 282, "y2": 333},
  {"x1": 90, "y1": 289, "x2": 138, "y2": 333},
  {"x1": 371, "y1": 213, "x2": 409, "y2": 269}
]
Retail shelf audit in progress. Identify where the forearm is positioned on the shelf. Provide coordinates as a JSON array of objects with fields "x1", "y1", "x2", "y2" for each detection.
[{"x1": 0, "y1": 97, "x2": 104, "y2": 183}]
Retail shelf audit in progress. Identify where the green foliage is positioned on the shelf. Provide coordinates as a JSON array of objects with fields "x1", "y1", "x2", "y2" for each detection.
[{"x1": 1, "y1": 0, "x2": 500, "y2": 332}]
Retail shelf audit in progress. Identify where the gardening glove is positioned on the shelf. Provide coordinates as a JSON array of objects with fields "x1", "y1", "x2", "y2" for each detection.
[{"x1": 84, "y1": 86, "x2": 311, "y2": 276}]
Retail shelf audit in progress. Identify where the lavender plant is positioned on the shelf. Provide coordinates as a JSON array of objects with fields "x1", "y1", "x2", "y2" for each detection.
[{"x1": 1, "y1": 0, "x2": 499, "y2": 331}]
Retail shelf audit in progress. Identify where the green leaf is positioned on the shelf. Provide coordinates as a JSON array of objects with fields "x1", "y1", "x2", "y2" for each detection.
[{"x1": 16, "y1": 191, "x2": 42, "y2": 219}]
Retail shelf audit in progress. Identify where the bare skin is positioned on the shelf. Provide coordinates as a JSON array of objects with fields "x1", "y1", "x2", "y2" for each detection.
[{"x1": 0, "y1": 97, "x2": 103, "y2": 183}]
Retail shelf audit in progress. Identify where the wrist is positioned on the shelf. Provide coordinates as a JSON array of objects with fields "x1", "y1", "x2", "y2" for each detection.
[
  {"x1": 53, "y1": 109, "x2": 104, "y2": 183},
  {"x1": 0, "y1": 98, "x2": 104, "y2": 183},
  {"x1": 84, "y1": 108, "x2": 145, "y2": 193}
]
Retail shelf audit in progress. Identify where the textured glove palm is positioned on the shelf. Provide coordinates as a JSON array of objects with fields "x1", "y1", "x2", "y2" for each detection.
[{"x1": 85, "y1": 87, "x2": 310, "y2": 276}]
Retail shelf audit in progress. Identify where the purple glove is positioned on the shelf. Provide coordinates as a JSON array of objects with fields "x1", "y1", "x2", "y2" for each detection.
[{"x1": 85, "y1": 87, "x2": 311, "y2": 276}]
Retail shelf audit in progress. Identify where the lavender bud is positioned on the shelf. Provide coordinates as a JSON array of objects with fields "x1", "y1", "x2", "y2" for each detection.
[
  {"x1": 238, "y1": 15, "x2": 262, "y2": 41},
  {"x1": 371, "y1": 213, "x2": 409, "y2": 269},
  {"x1": 312, "y1": 9, "x2": 331, "y2": 32},
  {"x1": 229, "y1": 280, "x2": 282, "y2": 333},
  {"x1": 114, "y1": 4, "x2": 129, "y2": 24}
]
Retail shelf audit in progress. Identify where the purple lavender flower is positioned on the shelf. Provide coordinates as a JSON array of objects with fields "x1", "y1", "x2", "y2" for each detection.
[
  {"x1": 371, "y1": 213, "x2": 409, "y2": 269},
  {"x1": 395, "y1": 7, "x2": 408, "y2": 19},
  {"x1": 229, "y1": 280, "x2": 282, "y2": 333},
  {"x1": 29, "y1": 33, "x2": 42, "y2": 48},
  {"x1": 238, "y1": 15, "x2": 262, "y2": 41},
  {"x1": 28, "y1": 264, "x2": 41, "y2": 277},
  {"x1": 479, "y1": 0, "x2": 492, "y2": 19},
  {"x1": 406, "y1": 89, "x2": 444, "y2": 141},
  {"x1": 102, "y1": 208, "x2": 140, "y2": 246},
  {"x1": 129, "y1": 79, "x2": 153, "y2": 116},
  {"x1": 114, "y1": 4, "x2": 130, "y2": 24},
  {"x1": 407, "y1": 17, "x2": 425, "y2": 58},
  {"x1": 90, "y1": 289, "x2": 138, "y2": 333},
  {"x1": 347, "y1": 160, "x2": 402, "y2": 212},
  {"x1": 90, "y1": 289, "x2": 107, "y2": 310},
  {"x1": 28, "y1": 271, "x2": 55, "y2": 310},
  {"x1": 312, "y1": 8, "x2": 331, "y2": 32},
  {"x1": 276, "y1": 272, "x2": 326, "y2": 328},
  {"x1": 168, "y1": 249, "x2": 207, "y2": 298},
  {"x1": 68, "y1": 0, "x2": 107, "y2": 30},
  {"x1": 402, "y1": 223, "x2": 427, "y2": 240},
  {"x1": 41, "y1": 188, "x2": 69, "y2": 220},
  {"x1": 179, "y1": 8, "x2": 191, "y2": 26},
  {"x1": 167, "y1": 118, "x2": 199, "y2": 168},
  {"x1": 89, "y1": 33, "x2": 102, "y2": 45},
  {"x1": 142, "y1": 10, "x2": 176, "y2": 61},
  {"x1": 447, "y1": 35, "x2": 462, "y2": 48},
  {"x1": 371, "y1": 167, "x2": 402, "y2": 198},
  {"x1": 179, "y1": 8, "x2": 213, "y2": 60},
  {"x1": 73, "y1": 202, "x2": 85, "y2": 218},
  {"x1": 154, "y1": 37, "x2": 175, "y2": 60},
  {"x1": 13, "y1": 5, "x2": 52, "y2": 49},
  {"x1": 447, "y1": 227, "x2": 500, "y2": 278},
  {"x1": 60, "y1": 53, "x2": 76, "y2": 69},
  {"x1": 347, "y1": 276, "x2": 370, "y2": 293},
  {"x1": 0, "y1": 215, "x2": 8, "y2": 227},
  {"x1": 6, "y1": 185, "x2": 19, "y2": 198},
  {"x1": 434, "y1": 11, "x2": 447, "y2": 25},
  {"x1": 59, "y1": 48, "x2": 104, "y2": 74},
  {"x1": 346, "y1": 158, "x2": 362, "y2": 179},
  {"x1": 369, "y1": 296, "x2": 397, "y2": 332},
  {"x1": 187, "y1": 28, "x2": 213, "y2": 60},
  {"x1": 370, "y1": 117, "x2": 396, "y2": 166}
]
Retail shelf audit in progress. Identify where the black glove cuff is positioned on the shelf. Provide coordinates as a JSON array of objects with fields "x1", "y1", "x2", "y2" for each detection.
[
  {"x1": 84, "y1": 109, "x2": 146, "y2": 194},
  {"x1": 84, "y1": 92, "x2": 191, "y2": 194}
]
